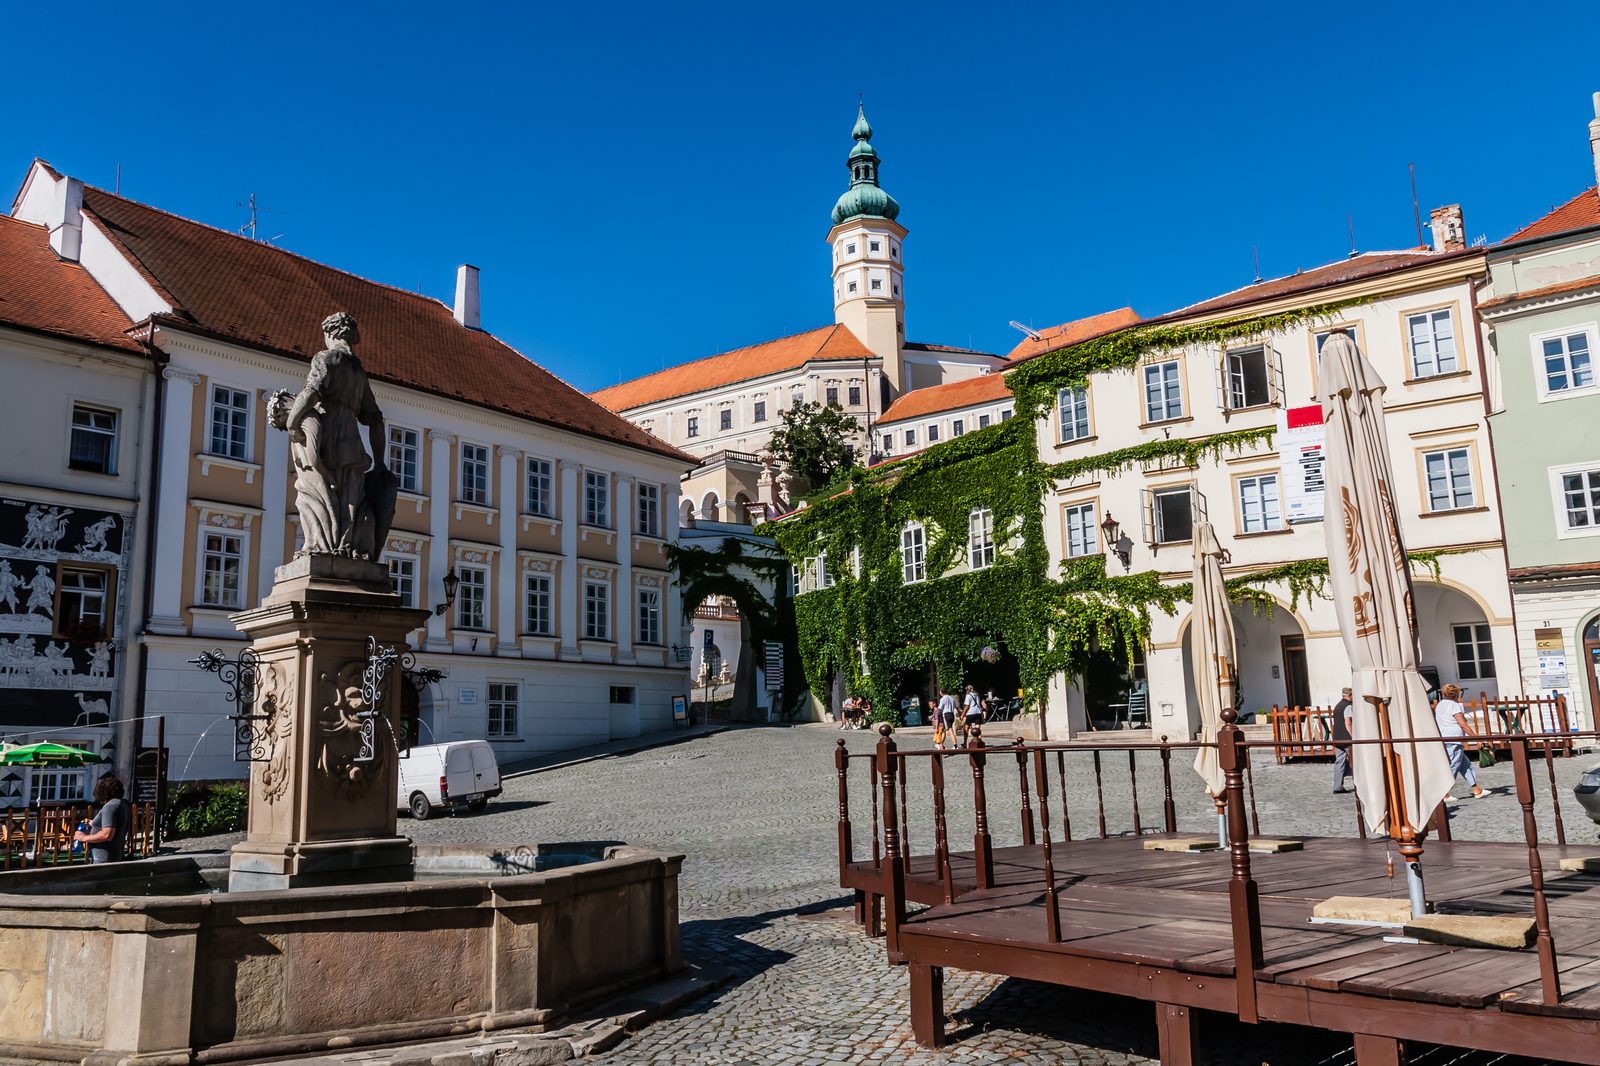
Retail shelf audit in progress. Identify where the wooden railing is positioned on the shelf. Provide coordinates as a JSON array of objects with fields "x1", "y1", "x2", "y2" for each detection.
[
  {"x1": 838, "y1": 720, "x2": 1594, "y2": 1013},
  {"x1": 1269, "y1": 692, "x2": 1572, "y2": 763},
  {"x1": 0, "y1": 801, "x2": 158, "y2": 870}
]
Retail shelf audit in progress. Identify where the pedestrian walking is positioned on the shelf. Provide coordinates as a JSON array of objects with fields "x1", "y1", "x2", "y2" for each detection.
[
  {"x1": 73, "y1": 774, "x2": 129, "y2": 863},
  {"x1": 1332, "y1": 687, "x2": 1354, "y2": 793},
  {"x1": 963, "y1": 686, "x2": 986, "y2": 738},
  {"x1": 1435, "y1": 684, "x2": 1486, "y2": 800},
  {"x1": 935, "y1": 688, "x2": 959, "y2": 749}
]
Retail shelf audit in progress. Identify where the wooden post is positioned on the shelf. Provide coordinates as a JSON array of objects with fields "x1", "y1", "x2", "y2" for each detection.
[
  {"x1": 898, "y1": 753, "x2": 911, "y2": 863},
  {"x1": 931, "y1": 752, "x2": 954, "y2": 903},
  {"x1": 1429, "y1": 800, "x2": 1452, "y2": 842},
  {"x1": 1056, "y1": 749, "x2": 1073, "y2": 841},
  {"x1": 1243, "y1": 743, "x2": 1261, "y2": 836},
  {"x1": 1032, "y1": 748, "x2": 1061, "y2": 943},
  {"x1": 1160, "y1": 736, "x2": 1177, "y2": 833},
  {"x1": 1128, "y1": 748, "x2": 1143, "y2": 835},
  {"x1": 1353, "y1": 1033, "x2": 1407, "y2": 1066},
  {"x1": 877, "y1": 724, "x2": 906, "y2": 958},
  {"x1": 1015, "y1": 739, "x2": 1036, "y2": 846},
  {"x1": 1542, "y1": 742, "x2": 1567, "y2": 846},
  {"x1": 1219, "y1": 708, "x2": 1263, "y2": 1023},
  {"x1": 1092, "y1": 749, "x2": 1107, "y2": 839},
  {"x1": 968, "y1": 725, "x2": 994, "y2": 889},
  {"x1": 1512, "y1": 736, "x2": 1562, "y2": 1005},
  {"x1": 835, "y1": 740, "x2": 853, "y2": 881},
  {"x1": 908, "y1": 962, "x2": 944, "y2": 1048},
  {"x1": 1156, "y1": 1002, "x2": 1200, "y2": 1066}
]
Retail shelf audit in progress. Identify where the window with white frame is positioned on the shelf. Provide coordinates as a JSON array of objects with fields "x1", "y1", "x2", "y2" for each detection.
[
  {"x1": 901, "y1": 523, "x2": 926, "y2": 583},
  {"x1": 978, "y1": 414, "x2": 991, "y2": 429},
  {"x1": 1423, "y1": 448, "x2": 1475, "y2": 511},
  {"x1": 69, "y1": 405, "x2": 118, "y2": 474},
  {"x1": 818, "y1": 552, "x2": 834, "y2": 588},
  {"x1": 487, "y1": 682, "x2": 518, "y2": 737},
  {"x1": 584, "y1": 471, "x2": 609, "y2": 527},
  {"x1": 1540, "y1": 329, "x2": 1595, "y2": 395},
  {"x1": 686, "y1": 417, "x2": 699, "y2": 438},
  {"x1": 882, "y1": 433, "x2": 893, "y2": 453},
  {"x1": 459, "y1": 443, "x2": 489, "y2": 504},
  {"x1": 1001, "y1": 409, "x2": 1013, "y2": 421},
  {"x1": 952, "y1": 419, "x2": 965, "y2": 437},
  {"x1": 201, "y1": 531, "x2": 243, "y2": 607},
  {"x1": 524, "y1": 573, "x2": 552, "y2": 635},
  {"x1": 58, "y1": 567, "x2": 109, "y2": 638},
  {"x1": 905, "y1": 428, "x2": 916, "y2": 447},
  {"x1": 1064, "y1": 502, "x2": 1097, "y2": 558},
  {"x1": 1222, "y1": 347, "x2": 1278, "y2": 410},
  {"x1": 720, "y1": 409, "x2": 733, "y2": 430},
  {"x1": 637, "y1": 483, "x2": 660, "y2": 536},
  {"x1": 968, "y1": 508, "x2": 995, "y2": 570},
  {"x1": 1145, "y1": 485, "x2": 1198, "y2": 545},
  {"x1": 456, "y1": 565, "x2": 488, "y2": 629},
  {"x1": 387, "y1": 426, "x2": 419, "y2": 491},
  {"x1": 1558, "y1": 466, "x2": 1600, "y2": 531},
  {"x1": 1452, "y1": 623, "x2": 1495, "y2": 681},
  {"x1": 209, "y1": 386, "x2": 250, "y2": 459},
  {"x1": 526, "y1": 457, "x2": 553, "y2": 516},
  {"x1": 826, "y1": 387, "x2": 839, "y2": 406},
  {"x1": 638, "y1": 588, "x2": 661, "y2": 644},
  {"x1": 851, "y1": 545, "x2": 862, "y2": 579},
  {"x1": 387, "y1": 556, "x2": 416, "y2": 608},
  {"x1": 30, "y1": 768, "x2": 85, "y2": 803},
  {"x1": 848, "y1": 385, "x2": 861, "y2": 406},
  {"x1": 1057, "y1": 386, "x2": 1090, "y2": 443},
  {"x1": 1143, "y1": 360, "x2": 1184, "y2": 422},
  {"x1": 584, "y1": 581, "x2": 609, "y2": 640},
  {"x1": 927, "y1": 424, "x2": 940, "y2": 443},
  {"x1": 1407, "y1": 309, "x2": 1460, "y2": 378},
  {"x1": 1238, "y1": 474, "x2": 1283, "y2": 533},
  {"x1": 753, "y1": 401, "x2": 766, "y2": 422}
]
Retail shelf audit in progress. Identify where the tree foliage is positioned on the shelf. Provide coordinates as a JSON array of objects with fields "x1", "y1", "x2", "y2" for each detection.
[{"x1": 768, "y1": 401, "x2": 860, "y2": 489}]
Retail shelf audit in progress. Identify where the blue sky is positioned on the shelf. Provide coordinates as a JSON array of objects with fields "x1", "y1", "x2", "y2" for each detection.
[{"x1": 7, "y1": 2, "x2": 1599, "y2": 392}]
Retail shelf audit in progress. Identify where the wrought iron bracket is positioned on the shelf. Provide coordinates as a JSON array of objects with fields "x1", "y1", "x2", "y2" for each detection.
[
  {"x1": 189, "y1": 648, "x2": 265, "y2": 763},
  {"x1": 356, "y1": 636, "x2": 401, "y2": 764}
]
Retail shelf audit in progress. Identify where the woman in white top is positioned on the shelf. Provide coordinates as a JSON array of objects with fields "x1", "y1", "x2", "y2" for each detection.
[{"x1": 1434, "y1": 684, "x2": 1486, "y2": 799}]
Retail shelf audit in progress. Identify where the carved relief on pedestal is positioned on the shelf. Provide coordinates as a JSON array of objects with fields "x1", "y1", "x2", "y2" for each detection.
[
  {"x1": 256, "y1": 662, "x2": 296, "y2": 804},
  {"x1": 316, "y1": 662, "x2": 378, "y2": 800}
]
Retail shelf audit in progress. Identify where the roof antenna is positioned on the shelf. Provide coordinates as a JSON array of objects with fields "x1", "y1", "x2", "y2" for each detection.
[
  {"x1": 1410, "y1": 163, "x2": 1424, "y2": 248},
  {"x1": 1348, "y1": 214, "x2": 1359, "y2": 259},
  {"x1": 115, "y1": 164, "x2": 121, "y2": 197},
  {"x1": 1253, "y1": 245, "x2": 1262, "y2": 284},
  {"x1": 236, "y1": 193, "x2": 294, "y2": 244}
]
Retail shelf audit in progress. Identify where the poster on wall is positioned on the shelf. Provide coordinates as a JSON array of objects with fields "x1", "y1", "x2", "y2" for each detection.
[
  {"x1": 1277, "y1": 405, "x2": 1326, "y2": 523},
  {"x1": 763, "y1": 642, "x2": 784, "y2": 692},
  {"x1": 1536, "y1": 628, "x2": 1570, "y2": 690}
]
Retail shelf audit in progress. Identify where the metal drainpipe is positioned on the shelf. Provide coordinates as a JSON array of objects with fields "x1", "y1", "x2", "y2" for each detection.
[
  {"x1": 134, "y1": 320, "x2": 167, "y2": 755},
  {"x1": 1466, "y1": 272, "x2": 1528, "y2": 699}
]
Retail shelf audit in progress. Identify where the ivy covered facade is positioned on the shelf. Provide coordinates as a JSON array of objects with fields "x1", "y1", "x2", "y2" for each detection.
[{"x1": 776, "y1": 249, "x2": 1532, "y2": 736}]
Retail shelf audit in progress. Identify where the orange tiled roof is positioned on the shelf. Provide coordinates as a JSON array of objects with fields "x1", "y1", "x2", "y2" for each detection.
[
  {"x1": 1002, "y1": 307, "x2": 1142, "y2": 361},
  {"x1": 1507, "y1": 188, "x2": 1600, "y2": 243},
  {"x1": 0, "y1": 214, "x2": 141, "y2": 352},
  {"x1": 878, "y1": 373, "x2": 1011, "y2": 423},
  {"x1": 590, "y1": 324, "x2": 876, "y2": 411},
  {"x1": 72, "y1": 186, "x2": 690, "y2": 462}
]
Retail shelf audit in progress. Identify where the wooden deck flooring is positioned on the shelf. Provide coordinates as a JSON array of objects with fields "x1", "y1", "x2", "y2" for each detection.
[{"x1": 847, "y1": 834, "x2": 1600, "y2": 1063}]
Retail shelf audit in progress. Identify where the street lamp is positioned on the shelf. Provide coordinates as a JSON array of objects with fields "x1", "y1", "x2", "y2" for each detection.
[
  {"x1": 1101, "y1": 512, "x2": 1132, "y2": 572},
  {"x1": 435, "y1": 568, "x2": 460, "y2": 616}
]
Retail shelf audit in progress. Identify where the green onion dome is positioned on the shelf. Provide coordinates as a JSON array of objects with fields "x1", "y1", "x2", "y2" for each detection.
[{"x1": 831, "y1": 105, "x2": 900, "y2": 225}]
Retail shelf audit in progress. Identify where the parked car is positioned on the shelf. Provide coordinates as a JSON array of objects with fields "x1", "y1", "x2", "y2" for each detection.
[
  {"x1": 1574, "y1": 763, "x2": 1600, "y2": 827},
  {"x1": 398, "y1": 741, "x2": 502, "y2": 820}
]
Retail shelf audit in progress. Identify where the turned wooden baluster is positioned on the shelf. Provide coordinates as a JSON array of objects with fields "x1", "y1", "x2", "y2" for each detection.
[
  {"x1": 931, "y1": 752, "x2": 954, "y2": 903},
  {"x1": 1512, "y1": 736, "x2": 1562, "y2": 1005},
  {"x1": 1032, "y1": 747, "x2": 1061, "y2": 943},
  {"x1": 1015, "y1": 739, "x2": 1036, "y2": 846},
  {"x1": 835, "y1": 740, "x2": 853, "y2": 879},
  {"x1": 870, "y1": 760, "x2": 881, "y2": 870},
  {"x1": 1127, "y1": 748, "x2": 1143, "y2": 836},
  {"x1": 1159, "y1": 736, "x2": 1177, "y2": 833},
  {"x1": 877, "y1": 724, "x2": 907, "y2": 957},
  {"x1": 1243, "y1": 744, "x2": 1261, "y2": 836},
  {"x1": 968, "y1": 725, "x2": 995, "y2": 889},
  {"x1": 1220, "y1": 708, "x2": 1263, "y2": 1024},
  {"x1": 1056, "y1": 749, "x2": 1073, "y2": 842},
  {"x1": 898, "y1": 752, "x2": 911, "y2": 863},
  {"x1": 1092, "y1": 749, "x2": 1108, "y2": 839},
  {"x1": 1542, "y1": 742, "x2": 1568, "y2": 846}
]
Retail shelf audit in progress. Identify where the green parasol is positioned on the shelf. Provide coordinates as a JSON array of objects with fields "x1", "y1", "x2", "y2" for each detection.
[{"x1": 0, "y1": 742, "x2": 105, "y2": 767}]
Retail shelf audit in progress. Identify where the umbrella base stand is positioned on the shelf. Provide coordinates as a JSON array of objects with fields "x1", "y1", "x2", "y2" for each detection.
[
  {"x1": 1405, "y1": 861, "x2": 1427, "y2": 919},
  {"x1": 1217, "y1": 812, "x2": 1227, "y2": 850}
]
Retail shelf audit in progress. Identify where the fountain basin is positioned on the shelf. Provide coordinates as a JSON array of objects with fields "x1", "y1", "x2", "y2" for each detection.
[{"x1": 0, "y1": 844, "x2": 683, "y2": 1066}]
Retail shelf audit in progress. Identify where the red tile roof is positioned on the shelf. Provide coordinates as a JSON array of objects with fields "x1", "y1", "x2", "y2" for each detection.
[
  {"x1": 1506, "y1": 187, "x2": 1600, "y2": 243},
  {"x1": 879, "y1": 372, "x2": 1011, "y2": 423},
  {"x1": 590, "y1": 324, "x2": 876, "y2": 412},
  {"x1": 1169, "y1": 252, "x2": 1443, "y2": 318},
  {"x1": 1002, "y1": 307, "x2": 1142, "y2": 361},
  {"x1": 1479, "y1": 272, "x2": 1600, "y2": 309},
  {"x1": 0, "y1": 214, "x2": 141, "y2": 352},
  {"x1": 74, "y1": 186, "x2": 691, "y2": 462}
]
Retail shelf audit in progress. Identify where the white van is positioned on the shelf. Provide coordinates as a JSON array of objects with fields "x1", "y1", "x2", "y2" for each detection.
[{"x1": 397, "y1": 741, "x2": 502, "y2": 820}]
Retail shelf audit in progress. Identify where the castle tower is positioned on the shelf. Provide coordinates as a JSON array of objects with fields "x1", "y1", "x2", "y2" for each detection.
[{"x1": 828, "y1": 105, "x2": 908, "y2": 398}]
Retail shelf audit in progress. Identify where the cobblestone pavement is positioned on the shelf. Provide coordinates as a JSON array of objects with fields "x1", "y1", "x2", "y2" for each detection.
[{"x1": 178, "y1": 725, "x2": 1599, "y2": 1064}]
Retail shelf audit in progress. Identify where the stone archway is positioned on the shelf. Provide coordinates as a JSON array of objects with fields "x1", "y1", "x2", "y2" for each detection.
[
  {"x1": 1181, "y1": 598, "x2": 1309, "y2": 719},
  {"x1": 700, "y1": 491, "x2": 720, "y2": 521},
  {"x1": 1413, "y1": 582, "x2": 1502, "y2": 699}
]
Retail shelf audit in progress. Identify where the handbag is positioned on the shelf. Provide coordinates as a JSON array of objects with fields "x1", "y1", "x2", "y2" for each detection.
[{"x1": 1478, "y1": 747, "x2": 1496, "y2": 769}]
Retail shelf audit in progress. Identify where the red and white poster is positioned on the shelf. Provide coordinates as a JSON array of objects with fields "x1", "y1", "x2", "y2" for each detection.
[{"x1": 1277, "y1": 405, "x2": 1326, "y2": 523}]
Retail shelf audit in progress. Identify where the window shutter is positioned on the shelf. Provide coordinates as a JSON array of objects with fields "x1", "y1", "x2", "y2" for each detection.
[
  {"x1": 1215, "y1": 353, "x2": 1230, "y2": 412},
  {"x1": 1192, "y1": 488, "x2": 1209, "y2": 525},
  {"x1": 1140, "y1": 488, "x2": 1156, "y2": 544},
  {"x1": 1270, "y1": 347, "x2": 1286, "y2": 407}
]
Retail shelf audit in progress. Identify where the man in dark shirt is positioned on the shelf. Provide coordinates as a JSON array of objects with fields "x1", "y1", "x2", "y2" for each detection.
[
  {"x1": 1331, "y1": 687, "x2": 1354, "y2": 793},
  {"x1": 75, "y1": 774, "x2": 129, "y2": 863}
]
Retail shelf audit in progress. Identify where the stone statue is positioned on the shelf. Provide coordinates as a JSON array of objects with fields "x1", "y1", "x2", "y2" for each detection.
[{"x1": 268, "y1": 313, "x2": 397, "y2": 559}]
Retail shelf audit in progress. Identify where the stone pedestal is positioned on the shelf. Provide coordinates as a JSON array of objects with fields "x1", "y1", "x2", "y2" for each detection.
[{"x1": 227, "y1": 555, "x2": 432, "y2": 892}]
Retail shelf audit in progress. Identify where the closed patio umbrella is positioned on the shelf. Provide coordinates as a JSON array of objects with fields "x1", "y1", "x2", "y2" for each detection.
[
  {"x1": 1319, "y1": 332, "x2": 1452, "y2": 916},
  {"x1": 1191, "y1": 522, "x2": 1237, "y2": 846}
]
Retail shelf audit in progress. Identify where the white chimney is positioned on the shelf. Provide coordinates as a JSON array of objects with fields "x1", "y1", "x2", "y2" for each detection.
[
  {"x1": 1589, "y1": 91, "x2": 1600, "y2": 189},
  {"x1": 453, "y1": 264, "x2": 480, "y2": 329},
  {"x1": 49, "y1": 176, "x2": 84, "y2": 261},
  {"x1": 1430, "y1": 204, "x2": 1465, "y2": 253}
]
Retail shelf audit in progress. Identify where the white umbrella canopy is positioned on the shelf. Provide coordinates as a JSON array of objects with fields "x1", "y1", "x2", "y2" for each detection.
[
  {"x1": 1318, "y1": 332, "x2": 1452, "y2": 841},
  {"x1": 1191, "y1": 521, "x2": 1235, "y2": 800}
]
